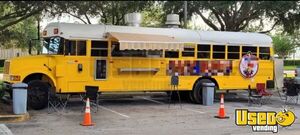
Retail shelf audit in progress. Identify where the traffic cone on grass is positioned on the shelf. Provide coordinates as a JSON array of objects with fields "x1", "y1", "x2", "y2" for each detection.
[
  {"x1": 214, "y1": 94, "x2": 229, "y2": 119},
  {"x1": 80, "y1": 98, "x2": 95, "y2": 126}
]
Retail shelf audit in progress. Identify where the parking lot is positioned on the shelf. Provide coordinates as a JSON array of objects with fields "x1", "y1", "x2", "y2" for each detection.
[{"x1": 3, "y1": 92, "x2": 300, "y2": 135}]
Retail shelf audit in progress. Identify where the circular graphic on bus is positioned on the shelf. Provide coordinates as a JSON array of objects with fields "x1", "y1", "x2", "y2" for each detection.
[{"x1": 239, "y1": 53, "x2": 259, "y2": 78}]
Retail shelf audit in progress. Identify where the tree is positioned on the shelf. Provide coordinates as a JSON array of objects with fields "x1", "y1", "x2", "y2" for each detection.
[
  {"x1": 272, "y1": 35, "x2": 296, "y2": 59},
  {"x1": 47, "y1": 1, "x2": 101, "y2": 24},
  {"x1": 47, "y1": 1, "x2": 154, "y2": 25},
  {"x1": 99, "y1": 1, "x2": 154, "y2": 25},
  {"x1": 141, "y1": 2, "x2": 165, "y2": 27},
  {"x1": 0, "y1": 1, "x2": 44, "y2": 48},
  {"x1": 163, "y1": 1, "x2": 300, "y2": 33},
  {"x1": 0, "y1": 1, "x2": 49, "y2": 31},
  {"x1": 0, "y1": 16, "x2": 39, "y2": 49}
]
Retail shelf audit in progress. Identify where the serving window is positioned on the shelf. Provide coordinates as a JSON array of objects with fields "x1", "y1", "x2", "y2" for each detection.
[{"x1": 111, "y1": 41, "x2": 162, "y2": 57}]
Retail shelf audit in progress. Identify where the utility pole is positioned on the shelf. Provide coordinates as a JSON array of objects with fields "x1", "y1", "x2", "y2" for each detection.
[{"x1": 184, "y1": 1, "x2": 187, "y2": 29}]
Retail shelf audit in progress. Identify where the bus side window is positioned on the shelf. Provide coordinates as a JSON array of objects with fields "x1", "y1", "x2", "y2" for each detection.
[
  {"x1": 182, "y1": 45, "x2": 195, "y2": 57},
  {"x1": 227, "y1": 46, "x2": 240, "y2": 59},
  {"x1": 259, "y1": 47, "x2": 270, "y2": 60},
  {"x1": 165, "y1": 51, "x2": 179, "y2": 58},
  {"x1": 77, "y1": 41, "x2": 86, "y2": 56},
  {"x1": 242, "y1": 46, "x2": 257, "y2": 56},
  {"x1": 213, "y1": 45, "x2": 225, "y2": 59},
  {"x1": 91, "y1": 41, "x2": 108, "y2": 57},
  {"x1": 64, "y1": 40, "x2": 76, "y2": 55},
  {"x1": 197, "y1": 44, "x2": 210, "y2": 59}
]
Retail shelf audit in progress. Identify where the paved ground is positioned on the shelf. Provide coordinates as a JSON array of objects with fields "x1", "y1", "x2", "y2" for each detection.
[
  {"x1": 0, "y1": 124, "x2": 13, "y2": 135},
  {"x1": 3, "y1": 92, "x2": 300, "y2": 135}
]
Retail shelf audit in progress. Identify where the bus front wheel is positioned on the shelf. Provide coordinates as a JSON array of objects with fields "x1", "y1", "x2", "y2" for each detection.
[
  {"x1": 192, "y1": 79, "x2": 214, "y2": 104},
  {"x1": 27, "y1": 80, "x2": 49, "y2": 110}
]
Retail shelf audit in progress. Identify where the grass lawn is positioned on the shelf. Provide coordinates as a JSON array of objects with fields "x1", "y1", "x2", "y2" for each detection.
[
  {"x1": 0, "y1": 67, "x2": 3, "y2": 73},
  {"x1": 284, "y1": 66, "x2": 297, "y2": 70}
]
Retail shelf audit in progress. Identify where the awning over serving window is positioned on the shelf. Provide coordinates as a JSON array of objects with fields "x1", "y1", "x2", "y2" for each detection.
[{"x1": 107, "y1": 32, "x2": 184, "y2": 51}]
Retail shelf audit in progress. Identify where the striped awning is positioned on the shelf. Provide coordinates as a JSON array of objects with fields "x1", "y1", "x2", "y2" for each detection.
[{"x1": 107, "y1": 32, "x2": 184, "y2": 51}]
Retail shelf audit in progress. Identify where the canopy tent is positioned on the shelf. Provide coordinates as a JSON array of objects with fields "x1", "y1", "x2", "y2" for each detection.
[{"x1": 107, "y1": 32, "x2": 185, "y2": 51}]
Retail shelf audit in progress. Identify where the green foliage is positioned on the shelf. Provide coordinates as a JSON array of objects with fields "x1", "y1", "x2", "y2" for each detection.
[
  {"x1": 273, "y1": 35, "x2": 296, "y2": 59},
  {"x1": 0, "y1": 60, "x2": 4, "y2": 67},
  {"x1": 163, "y1": 1, "x2": 300, "y2": 33},
  {"x1": 0, "y1": 1, "x2": 49, "y2": 31},
  {"x1": 284, "y1": 60, "x2": 300, "y2": 66},
  {"x1": 0, "y1": 16, "x2": 39, "y2": 49},
  {"x1": 49, "y1": 1, "x2": 154, "y2": 25},
  {"x1": 284, "y1": 66, "x2": 296, "y2": 70},
  {"x1": 99, "y1": 1, "x2": 154, "y2": 25},
  {"x1": 141, "y1": 3, "x2": 165, "y2": 27},
  {"x1": 0, "y1": 1, "x2": 45, "y2": 49}
]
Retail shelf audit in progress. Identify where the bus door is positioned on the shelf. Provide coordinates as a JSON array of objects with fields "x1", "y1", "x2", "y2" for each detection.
[
  {"x1": 90, "y1": 40, "x2": 109, "y2": 81},
  {"x1": 64, "y1": 40, "x2": 89, "y2": 91}
]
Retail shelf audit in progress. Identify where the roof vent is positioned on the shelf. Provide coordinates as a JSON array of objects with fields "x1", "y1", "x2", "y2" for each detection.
[
  {"x1": 165, "y1": 14, "x2": 180, "y2": 28},
  {"x1": 125, "y1": 13, "x2": 142, "y2": 27}
]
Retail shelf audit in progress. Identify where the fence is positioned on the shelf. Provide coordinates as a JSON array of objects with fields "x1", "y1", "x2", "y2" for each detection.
[{"x1": 0, "y1": 48, "x2": 36, "y2": 60}]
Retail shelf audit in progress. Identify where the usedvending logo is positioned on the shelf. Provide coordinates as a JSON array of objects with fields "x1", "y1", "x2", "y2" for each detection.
[{"x1": 235, "y1": 109, "x2": 296, "y2": 133}]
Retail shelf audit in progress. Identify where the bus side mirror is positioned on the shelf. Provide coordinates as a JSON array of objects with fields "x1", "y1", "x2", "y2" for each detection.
[{"x1": 78, "y1": 63, "x2": 83, "y2": 72}]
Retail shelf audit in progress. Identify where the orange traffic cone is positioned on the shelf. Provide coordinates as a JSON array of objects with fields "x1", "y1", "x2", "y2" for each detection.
[
  {"x1": 214, "y1": 94, "x2": 229, "y2": 119},
  {"x1": 80, "y1": 98, "x2": 95, "y2": 126}
]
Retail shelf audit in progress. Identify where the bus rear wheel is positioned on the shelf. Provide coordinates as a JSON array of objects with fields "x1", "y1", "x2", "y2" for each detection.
[
  {"x1": 27, "y1": 80, "x2": 49, "y2": 110},
  {"x1": 192, "y1": 79, "x2": 214, "y2": 104},
  {"x1": 188, "y1": 91, "x2": 196, "y2": 103}
]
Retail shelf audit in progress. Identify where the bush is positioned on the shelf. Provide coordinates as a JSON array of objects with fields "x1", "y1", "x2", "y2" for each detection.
[
  {"x1": 0, "y1": 60, "x2": 4, "y2": 67},
  {"x1": 284, "y1": 60, "x2": 300, "y2": 66}
]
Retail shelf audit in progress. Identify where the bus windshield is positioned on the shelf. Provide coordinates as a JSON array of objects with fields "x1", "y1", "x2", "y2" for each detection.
[{"x1": 42, "y1": 37, "x2": 64, "y2": 55}]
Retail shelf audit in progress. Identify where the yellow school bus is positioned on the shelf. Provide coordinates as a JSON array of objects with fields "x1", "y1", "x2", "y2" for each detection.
[{"x1": 2, "y1": 22, "x2": 274, "y2": 109}]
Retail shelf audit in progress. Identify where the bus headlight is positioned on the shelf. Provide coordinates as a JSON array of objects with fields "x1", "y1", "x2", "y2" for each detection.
[{"x1": 10, "y1": 75, "x2": 21, "y2": 81}]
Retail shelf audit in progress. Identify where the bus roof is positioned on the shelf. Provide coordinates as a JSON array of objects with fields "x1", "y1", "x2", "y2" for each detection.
[{"x1": 43, "y1": 22, "x2": 272, "y2": 47}]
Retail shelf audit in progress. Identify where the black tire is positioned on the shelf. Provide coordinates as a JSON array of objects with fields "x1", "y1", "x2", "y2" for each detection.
[
  {"x1": 188, "y1": 91, "x2": 196, "y2": 103},
  {"x1": 192, "y1": 79, "x2": 214, "y2": 104},
  {"x1": 27, "y1": 80, "x2": 49, "y2": 110}
]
